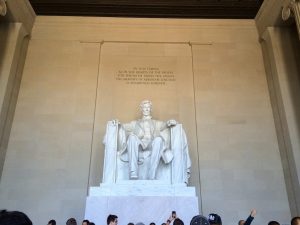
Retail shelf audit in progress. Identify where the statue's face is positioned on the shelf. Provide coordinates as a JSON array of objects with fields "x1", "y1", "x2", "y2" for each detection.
[{"x1": 141, "y1": 103, "x2": 151, "y2": 116}]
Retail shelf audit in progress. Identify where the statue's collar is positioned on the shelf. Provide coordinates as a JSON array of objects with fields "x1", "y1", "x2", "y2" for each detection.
[{"x1": 142, "y1": 116, "x2": 152, "y2": 120}]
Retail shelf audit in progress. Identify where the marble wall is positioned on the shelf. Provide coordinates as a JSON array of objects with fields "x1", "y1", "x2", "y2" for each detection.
[
  {"x1": 260, "y1": 26, "x2": 300, "y2": 216},
  {"x1": 89, "y1": 42, "x2": 198, "y2": 190},
  {"x1": 256, "y1": 0, "x2": 300, "y2": 216},
  {"x1": 0, "y1": 16, "x2": 291, "y2": 225},
  {"x1": 0, "y1": 23, "x2": 30, "y2": 181}
]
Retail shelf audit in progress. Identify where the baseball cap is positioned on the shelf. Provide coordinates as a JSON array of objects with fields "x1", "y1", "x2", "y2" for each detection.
[{"x1": 208, "y1": 214, "x2": 222, "y2": 225}]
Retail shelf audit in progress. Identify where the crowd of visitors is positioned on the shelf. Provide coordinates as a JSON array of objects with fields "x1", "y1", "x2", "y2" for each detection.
[{"x1": 0, "y1": 209, "x2": 300, "y2": 225}]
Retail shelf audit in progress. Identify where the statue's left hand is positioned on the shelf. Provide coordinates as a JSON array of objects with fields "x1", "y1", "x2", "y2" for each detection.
[
  {"x1": 109, "y1": 119, "x2": 120, "y2": 126},
  {"x1": 167, "y1": 119, "x2": 177, "y2": 127}
]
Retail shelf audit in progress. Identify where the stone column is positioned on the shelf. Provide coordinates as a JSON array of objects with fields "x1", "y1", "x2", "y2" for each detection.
[
  {"x1": 256, "y1": 0, "x2": 300, "y2": 216},
  {"x1": 0, "y1": 0, "x2": 35, "y2": 179},
  {"x1": 260, "y1": 27, "x2": 300, "y2": 217},
  {"x1": 282, "y1": 0, "x2": 300, "y2": 39},
  {"x1": 0, "y1": 0, "x2": 6, "y2": 16}
]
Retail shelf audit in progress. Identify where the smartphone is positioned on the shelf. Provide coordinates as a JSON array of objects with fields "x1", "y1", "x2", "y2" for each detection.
[{"x1": 172, "y1": 211, "x2": 176, "y2": 218}]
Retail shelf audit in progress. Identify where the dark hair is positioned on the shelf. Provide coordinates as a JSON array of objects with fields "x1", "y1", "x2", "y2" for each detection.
[
  {"x1": 150, "y1": 223, "x2": 156, "y2": 225},
  {"x1": 128, "y1": 223, "x2": 134, "y2": 225},
  {"x1": 48, "y1": 219, "x2": 57, "y2": 225},
  {"x1": 83, "y1": 220, "x2": 90, "y2": 224},
  {"x1": 174, "y1": 218, "x2": 184, "y2": 225},
  {"x1": 66, "y1": 218, "x2": 77, "y2": 225},
  {"x1": 268, "y1": 221, "x2": 280, "y2": 225},
  {"x1": 190, "y1": 215, "x2": 209, "y2": 225},
  {"x1": 238, "y1": 220, "x2": 244, "y2": 225},
  {"x1": 90, "y1": 223, "x2": 95, "y2": 225},
  {"x1": 107, "y1": 215, "x2": 118, "y2": 225},
  {"x1": 291, "y1": 217, "x2": 300, "y2": 225},
  {"x1": 0, "y1": 210, "x2": 32, "y2": 225}
]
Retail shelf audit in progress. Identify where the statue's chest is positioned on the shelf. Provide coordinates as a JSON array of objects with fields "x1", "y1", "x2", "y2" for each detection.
[{"x1": 136, "y1": 120, "x2": 156, "y2": 135}]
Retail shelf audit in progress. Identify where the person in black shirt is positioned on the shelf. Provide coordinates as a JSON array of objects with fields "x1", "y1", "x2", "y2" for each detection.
[{"x1": 238, "y1": 209, "x2": 257, "y2": 225}]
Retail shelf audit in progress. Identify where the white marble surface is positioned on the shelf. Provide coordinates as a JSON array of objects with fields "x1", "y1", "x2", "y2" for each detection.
[
  {"x1": 86, "y1": 182, "x2": 199, "y2": 225},
  {"x1": 103, "y1": 100, "x2": 191, "y2": 184},
  {"x1": 90, "y1": 181, "x2": 196, "y2": 196},
  {"x1": 85, "y1": 195, "x2": 199, "y2": 225}
]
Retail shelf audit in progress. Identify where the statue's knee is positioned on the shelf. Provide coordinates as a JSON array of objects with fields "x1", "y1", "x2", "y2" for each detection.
[
  {"x1": 127, "y1": 135, "x2": 141, "y2": 147},
  {"x1": 153, "y1": 136, "x2": 163, "y2": 144},
  {"x1": 128, "y1": 134, "x2": 138, "y2": 141}
]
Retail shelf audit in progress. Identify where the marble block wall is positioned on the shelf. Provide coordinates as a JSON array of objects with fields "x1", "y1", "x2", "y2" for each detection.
[
  {"x1": 85, "y1": 181, "x2": 199, "y2": 225},
  {"x1": 0, "y1": 40, "x2": 101, "y2": 223},
  {"x1": 0, "y1": 17, "x2": 291, "y2": 225},
  {"x1": 260, "y1": 26, "x2": 300, "y2": 216},
  {"x1": 85, "y1": 196, "x2": 199, "y2": 225}
]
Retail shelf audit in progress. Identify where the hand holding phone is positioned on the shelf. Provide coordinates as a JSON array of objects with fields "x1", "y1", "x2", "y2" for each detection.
[{"x1": 172, "y1": 211, "x2": 176, "y2": 219}]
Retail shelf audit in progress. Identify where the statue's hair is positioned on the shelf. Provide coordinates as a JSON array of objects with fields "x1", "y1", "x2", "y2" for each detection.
[{"x1": 139, "y1": 100, "x2": 152, "y2": 110}]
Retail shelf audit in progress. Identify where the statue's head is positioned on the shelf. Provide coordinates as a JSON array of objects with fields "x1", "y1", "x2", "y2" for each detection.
[{"x1": 140, "y1": 100, "x2": 152, "y2": 117}]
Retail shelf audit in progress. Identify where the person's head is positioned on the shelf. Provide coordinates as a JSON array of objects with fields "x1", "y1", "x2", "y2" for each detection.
[
  {"x1": 90, "y1": 223, "x2": 95, "y2": 225},
  {"x1": 66, "y1": 218, "x2": 77, "y2": 225},
  {"x1": 208, "y1": 214, "x2": 222, "y2": 225},
  {"x1": 48, "y1": 219, "x2": 56, "y2": 225},
  {"x1": 140, "y1": 100, "x2": 152, "y2": 117},
  {"x1": 0, "y1": 210, "x2": 32, "y2": 225},
  {"x1": 107, "y1": 215, "x2": 118, "y2": 225},
  {"x1": 82, "y1": 220, "x2": 90, "y2": 225},
  {"x1": 128, "y1": 223, "x2": 134, "y2": 225},
  {"x1": 291, "y1": 217, "x2": 300, "y2": 225},
  {"x1": 161, "y1": 223, "x2": 166, "y2": 225},
  {"x1": 173, "y1": 218, "x2": 184, "y2": 225},
  {"x1": 190, "y1": 215, "x2": 209, "y2": 225},
  {"x1": 268, "y1": 221, "x2": 280, "y2": 225},
  {"x1": 238, "y1": 220, "x2": 245, "y2": 225},
  {"x1": 150, "y1": 223, "x2": 155, "y2": 225}
]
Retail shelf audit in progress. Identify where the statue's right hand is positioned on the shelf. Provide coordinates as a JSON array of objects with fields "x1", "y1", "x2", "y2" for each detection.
[{"x1": 110, "y1": 119, "x2": 120, "y2": 126}]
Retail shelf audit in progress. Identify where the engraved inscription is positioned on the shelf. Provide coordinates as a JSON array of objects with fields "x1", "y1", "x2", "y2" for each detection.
[{"x1": 115, "y1": 67, "x2": 175, "y2": 85}]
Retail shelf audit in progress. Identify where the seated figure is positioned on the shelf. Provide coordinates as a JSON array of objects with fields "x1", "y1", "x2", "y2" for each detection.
[{"x1": 102, "y1": 100, "x2": 191, "y2": 184}]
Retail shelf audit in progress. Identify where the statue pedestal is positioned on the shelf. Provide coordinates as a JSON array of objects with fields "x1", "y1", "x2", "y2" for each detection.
[{"x1": 85, "y1": 181, "x2": 199, "y2": 225}]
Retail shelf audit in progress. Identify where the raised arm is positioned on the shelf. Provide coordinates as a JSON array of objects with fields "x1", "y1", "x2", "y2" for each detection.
[{"x1": 244, "y1": 209, "x2": 257, "y2": 225}]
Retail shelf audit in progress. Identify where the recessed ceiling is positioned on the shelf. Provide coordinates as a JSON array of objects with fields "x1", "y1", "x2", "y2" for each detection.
[{"x1": 29, "y1": 0, "x2": 264, "y2": 19}]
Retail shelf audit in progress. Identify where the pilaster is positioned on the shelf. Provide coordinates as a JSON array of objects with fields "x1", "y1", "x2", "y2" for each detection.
[
  {"x1": 256, "y1": 0, "x2": 300, "y2": 217},
  {"x1": 0, "y1": 0, "x2": 35, "y2": 179}
]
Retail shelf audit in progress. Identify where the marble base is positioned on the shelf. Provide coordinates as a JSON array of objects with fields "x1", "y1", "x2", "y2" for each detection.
[
  {"x1": 85, "y1": 181, "x2": 199, "y2": 225},
  {"x1": 89, "y1": 180, "x2": 196, "y2": 196},
  {"x1": 85, "y1": 195, "x2": 199, "y2": 225}
]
